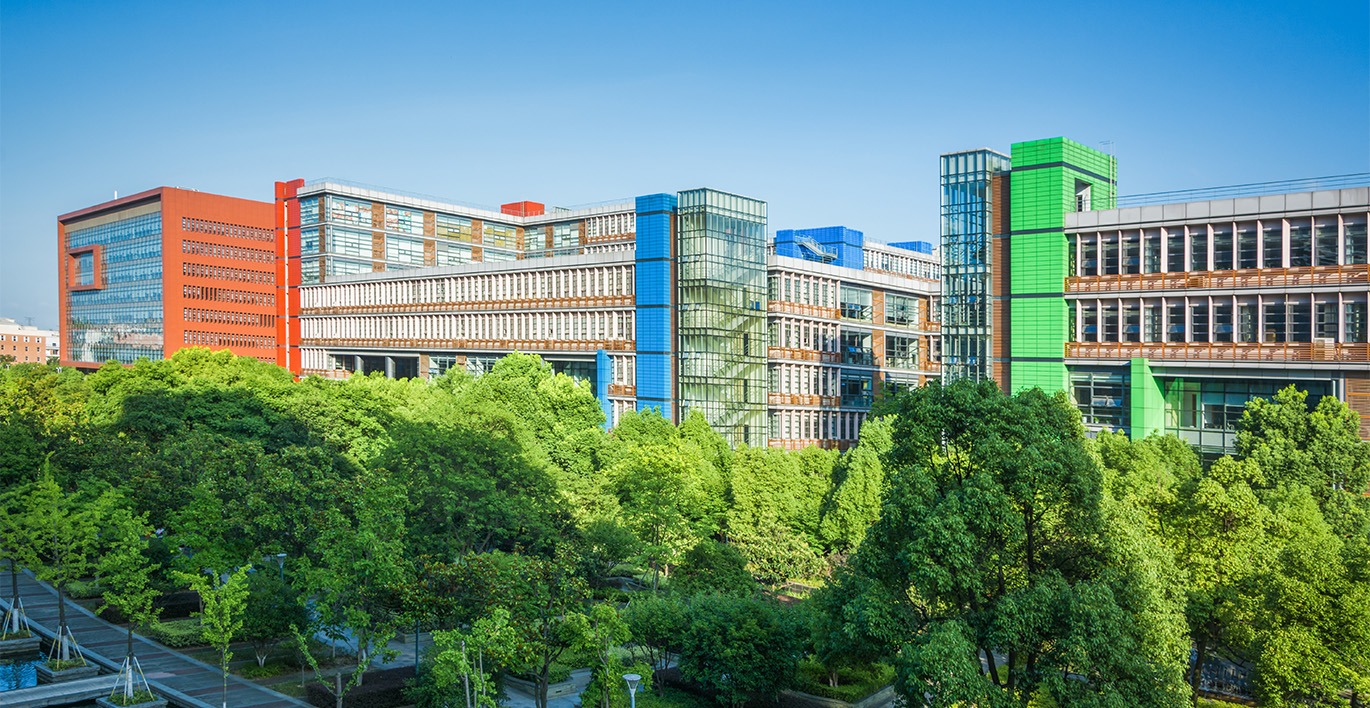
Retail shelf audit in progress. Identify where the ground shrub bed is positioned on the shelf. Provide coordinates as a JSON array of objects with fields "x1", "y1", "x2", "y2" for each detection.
[
  {"x1": 65, "y1": 578, "x2": 103, "y2": 599},
  {"x1": 154, "y1": 591, "x2": 200, "y2": 620},
  {"x1": 794, "y1": 661, "x2": 893, "y2": 703},
  {"x1": 305, "y1": 666, "x2": 412, "y2": 708},
  {"x1": 147, "y1": 618, "x2": 203, "y2": 648}
]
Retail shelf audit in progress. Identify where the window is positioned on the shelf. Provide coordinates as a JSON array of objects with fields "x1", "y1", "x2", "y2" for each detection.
[
  {"x1": 886, "y1": 335, "x2": 918, "y2": 369},
  {"x1": 1315, "y1": 301, "x2": 1338, "y2": 340},
  {"x1": 1081, "y1": 302, "x2": 1098, "y2": 341},
  {"x1": 1071, "y1": 372, "x2": 1127, "y2": 430},
  {"x1": 1102, "y1": 303, "x2": 1119, "y2": 342},
  {"x1": 1314, "y1": 218, "x2": 1339, "y2": 266},
  {"x1": 1189, "y1": 228, "x2": 1208, "y2": 271},
  {"x1": 1075, "y1": 181, "x2": 1092, "y2": 212},
  {"x1": 1167, "y1": 302, "x2": 1186, "y2": 342},
  {"x1": 1288, "y1": 299, "x2": 1311, "y2": 342},
  {"x1": 1213, "y1": 302, "x2": 1233, "y2": 343},
  {"x1": 1289, "y1": 220, "x2": 1312, "y2": 267},
  {"x1": 1347, "y1": 217, "x2": 1368, "y2": 264},
  {"x1": 1123, "y1": 303, "x2": 1141, "y2": 342},
  {"x1": 1213, "y1": 226, "x2": 1234, "y2": 270},
  {"x1": 1144, "y1": 304, "x2": 1162, "y2": 342},
  {"x1": 885, "y1": 294, "x2": 918, "y2": 327},
  {"x1": 1081, "y1": 237, "x2": 1099, "y2": 276},
  {"x1": 1166, "y1": 230, "x2": 1185, "y2": 272},
  {"x1": 1103, "y1": 235, "x2": 1119, "y2": 275},
  {"x1": 1263, "y1": 300, "x2": 1286, "y2": 343},
  {"x1": 1144, "y1": 230, "x2": 1162, "y2": 273},
  {"x1": 1190, "y1": 301, "x2": 1209, "y2": 343},
  {"x1": 839, "y1": 286, "x2": 872, "y2": 321},
  {"x1": 1238, "y1": 303, "x2": 1257, "y2": 343},
  {"x1": 1346, "y1": 301, "x2": 1368, "y2": 342},
  {"x1": 1237, "y1": 223, "x2": 1258, "y2": 269},
  {"x1": 1122, "y1": 232, "x2": 1140, "y2": 274},
  {"x1": 1262, "y1": 222, "x2": 1283, "y2": 268}
]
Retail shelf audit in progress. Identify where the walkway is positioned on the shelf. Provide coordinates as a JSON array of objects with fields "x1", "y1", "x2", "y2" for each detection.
[
  {"x1": 3, "y1": 675, "x2": 118, "y2": 708},
  {"x1": 1, "y1": 571, "x2": 308, "y2": 708}
]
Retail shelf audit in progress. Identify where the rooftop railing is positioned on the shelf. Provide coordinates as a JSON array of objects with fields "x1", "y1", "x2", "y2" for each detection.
[{"x1": 1114, "y1": 173, "x2": 1370, "y2": 208}]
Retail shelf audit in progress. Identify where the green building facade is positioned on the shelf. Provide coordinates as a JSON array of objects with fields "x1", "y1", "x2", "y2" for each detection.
[{"x1": 1007, "y1": 138, "x2": 1118, "y2": 394}]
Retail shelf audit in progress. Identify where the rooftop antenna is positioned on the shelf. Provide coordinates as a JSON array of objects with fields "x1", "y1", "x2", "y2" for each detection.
[
  {"x1": 114, "y1": 190, "x2": 118, "y2": 199},
  {"x1": 25, "y1": 317, "x2": 33, "y2": 326}
]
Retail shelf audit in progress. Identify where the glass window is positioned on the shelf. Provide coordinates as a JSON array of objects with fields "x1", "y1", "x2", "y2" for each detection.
[
  {"x1": 1237, "y1": 223, "x2": 1259, "y2": 269},
  {"x1": 1263, "y1": 222, "x2": 1283, "y2": 268},
  {"x1": 1346, "y1": 301, "x2": 1367, "y2": 343},
  {"x1": 1314, "y1": 218, "x2": 1339, "y2": 266},
  {"x1": 1144, "y1": 303, "x2": 1162, "y2": 342},
  {"x1": 1123, "y1": 303, "x2": 1140, "y2": 342},
  {"x1": 1102, "y1": 303, "x2": 1119, "y2": 342},
  {"x1": 1167, "y1": 302, "x2": 1186, "y2": 342},
  {"x1": 1288, "y1": 299, "x2": 1312, "y2": 342},
  {"x1": 327, "y1": 196, "x2": 372, "y2": 228},
  {"x1": 384, "y1": 206, "x2": 424, "y2": 236},
  {"x1": 1081, "y1": 236, "x2": 1099, "y2": 276},
  {"x1": 1213, "y1": 302, "x2": 1233, "y2": 343},
  {"x1": 1190, "y1": 228, "x2": 1208, "y2": 271},
  {"x1": 1166, "y1": 230, "x2": 1185, "y2": 271},
  {"x1": 886, "y1": 294, "x2": 917, "y2": 327},
  {"x1": 1213, "y1": 226, "x2": 1234, "y2": 270},
  {"x1": 1315, "y1": 301, "x2": 1338, "y2": 340},
  {"x1": 435, "y1": 213, "x2": 474, "y2": 242},
  {"x1": 839, "y1": 285, "x2": 873, "y2": 321},
  {"x1": 886, "y1": 335, "x2": 918, "y2": 369},
  {"x1": 1122, "y1": 232, "x2": 1140, "y2": 274},
  {"x1": 1144, "y1": 230, "x2": 1162, "y2": 273},
  {"x1": 1263, "y1": 300, "x2": 1286, "y2": 343},
  {"x1": 1071, "y1": 372, "x2": 1127, "y2": 431},
  {"x1": 1190, "y1": 301, "x2": 1209, "y2": 343},
  {"x1": 1346, "y1": 217, "x2": 1368, "y2": 264},
  {"x1": 1238, "y1": 303, "x2": 1258, "y2": 343},
  {"x1": 1102, "y1": 235, "x2": 1119, "y2": 275},
  {"x1": 1289, "y1": 220, "x2": 1312, "y2": 267}
]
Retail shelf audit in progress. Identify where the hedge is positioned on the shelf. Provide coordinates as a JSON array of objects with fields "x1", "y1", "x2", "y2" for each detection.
[
  {"x1": 305, "y1": 666, "x2": 412, "y2": 708},
  {"x1": 147, "y1": 618, "x2": 204, "y2": 648},
  {"x1": 794, "y1": 660, "x2": 894, "y2": 704}
]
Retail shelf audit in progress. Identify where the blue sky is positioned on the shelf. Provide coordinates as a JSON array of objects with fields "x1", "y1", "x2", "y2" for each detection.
[{"x1": 2, "y1": 0, "x2": 1367, "y2": 329}]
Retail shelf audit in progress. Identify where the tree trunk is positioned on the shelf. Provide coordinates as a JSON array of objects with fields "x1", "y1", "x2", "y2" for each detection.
[
  {"x1": 56, "y1": 581, "x2": 69, "y2": 661},
  {"x1": 984, "y1": 648, "x2": 1001, "y2": 687},
  {"x1": 335, "y1": 672, "x2": 344, "y2": 708},
  {"x1": 1190, "y1": 638, "x2": 1206, "y2": 706}
]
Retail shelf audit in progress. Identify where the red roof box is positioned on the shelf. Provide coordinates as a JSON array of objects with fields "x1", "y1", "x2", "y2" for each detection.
[{"x1": 501, "y1": 201, "x2": 545, "y2": 217}]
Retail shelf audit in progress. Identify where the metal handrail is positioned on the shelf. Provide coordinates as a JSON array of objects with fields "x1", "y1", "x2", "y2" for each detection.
[{"x1": 1115, "y1": 173, "x2": 1370, "y2": 207}]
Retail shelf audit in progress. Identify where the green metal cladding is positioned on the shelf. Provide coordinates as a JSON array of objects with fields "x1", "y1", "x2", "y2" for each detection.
[
  {"x1": 1129, "y1": 357, "x2": 1164, "y2": 439},
  {"x1": 1007, "y1": 138, "x2": 1116, "y2": 395}
]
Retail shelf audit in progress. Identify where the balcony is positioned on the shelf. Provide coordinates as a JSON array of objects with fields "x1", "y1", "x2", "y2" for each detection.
[
  {"x1": 768, "y1": 300, "x2": 839, "y2": 319},
  {"x1": 885, "y1": 354, "x2": 919, "y2": 371},
  {"x1": 1066, "y1": 341, "x2": 1369, "y2": 363},
  {"x1": 769, "y1": 346, "x2": 842, "y2": 364},
  {"x1": 1066, "y1": 264, "x2": 1368, "y2": 294},
  {"x1": 607, "y1": 384, "x2": 636, "y2": 397},
  {"x1": 301, "y1": 294, "x2": 636, "y2": 316},
  {"x1": 841, "y1": 394, "x2": 873, "y2": 408}
]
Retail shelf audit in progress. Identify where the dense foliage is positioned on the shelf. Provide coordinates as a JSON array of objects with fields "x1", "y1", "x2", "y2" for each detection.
[{"x1": 2, "y1": 351, "x2": 1367, "y2": 707}]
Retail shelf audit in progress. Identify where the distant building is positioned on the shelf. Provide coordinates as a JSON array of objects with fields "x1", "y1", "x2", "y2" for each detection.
[
  {"x1": 940, "y1": 137, "x2": 1370, "y2": 450},
  {"x1": 57, "y1": 187, "x2": 276, "y2": 368},
  {"x1": 0, "y1": 318, "x2": 57, "y2": 364},
  {"x1": 274, "y1": 180, "x2": 941, "y2": 449}
]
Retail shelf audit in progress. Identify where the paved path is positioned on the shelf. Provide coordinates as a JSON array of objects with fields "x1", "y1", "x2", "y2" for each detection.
[
  {"x1": 2, "y1": 674, "x2": 119, "y2": 708},
  {"x1": 1, "y1": 571, "x2": 308, "y2": 708}
]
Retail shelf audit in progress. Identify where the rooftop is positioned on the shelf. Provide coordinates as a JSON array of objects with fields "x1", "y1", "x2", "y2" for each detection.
[{"x1": 1115, "y1": 173, "x2": 1370, "y2": 207}]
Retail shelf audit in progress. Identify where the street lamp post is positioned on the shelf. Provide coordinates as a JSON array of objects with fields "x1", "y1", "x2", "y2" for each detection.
[
  {"x1": 623, "y1": 673, "x2": 641, "y2": 708},
  {"x1": 274, "y1": 553, "x2": 287, "y2": 584}
]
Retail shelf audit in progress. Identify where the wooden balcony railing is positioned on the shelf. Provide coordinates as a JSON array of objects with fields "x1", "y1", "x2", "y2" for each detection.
[
  {"x1": 1066, "y1": 264, "x2": 1369, "y2": 294},
  {"x1": 302, "y1": 295, "x2": 635, "y2": 316},
  {"x1": 607, "y1": 384, "x2": 636, "y2": 397},
  {"x1": 767, "y1": 300, "x2": 840, "y2": 319},
  {"x1": 767, "y1": 438, "x2": 851, "y2": 451},
  {"x1": 1066, "y1": 341, "x2": 1369, "y2": 363},
  {"x1": 302, "y1": 338, "x2": 635, "y2": 352}
]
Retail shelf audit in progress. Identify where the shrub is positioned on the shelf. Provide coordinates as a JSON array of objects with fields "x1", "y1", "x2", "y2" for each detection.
[
  {"x1": 107, "y1": 690, "x2": 159, "y2": 706},
  {"x1": 239, "y1": 661, "x2": 293, "y2": 679},
  {"x1": 154, "y1": 590, "x2": 200, "y2": 620},
  {"x1": 47, "y1": 658, "x2": 88, "y2": 671},
  {"x1": 147, "y1": 618, "x2": 204, "y2": 648},
  {"x1": 65, "y1": 579, "x2": 103, "y2": 599},
  {"x1": 795, "y1": 659, "x2": 894, "y2": 703},
  {"x1": 306, "y1": 666, "x2": 413, "y2": 708}
]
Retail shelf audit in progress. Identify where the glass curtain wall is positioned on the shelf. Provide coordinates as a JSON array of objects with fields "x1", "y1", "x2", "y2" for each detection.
[
  {"x1": 676, "y1": 188, "x2": 768, "y2": 448},
  {"x1": 65, "y1": 203, "x2": 165, "y2": 363},
  {"x1": 940, "y1": 149, "x2": 1011, "y2": 383}
]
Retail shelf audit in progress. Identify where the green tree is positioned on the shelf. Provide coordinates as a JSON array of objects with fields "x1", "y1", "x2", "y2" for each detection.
[
  {"x1": 10, "y1": 463, "x2": 108, "y2": 666},
  {"x1": 611, "y1": 442, "x2": 724, "y2": 592},
  {"x1": 181, "y1": 566, "x2": 251, "y2": 708},
  {"x1": 1237, "y1": 387, "x2": 1370, "y2": 514},
  {"x1": 430, "y1": 608, "x2": 522, "y2": 708},
  {"x1": 678, "y1": 594, "x2": 806, "y2": 708},
  {"x1": 673, "y1": 540, "x2": 756, "y2": 597},
  {"x1": 98, "y1": 504, "x2": 162, "y2": 704},
  {"x1": 575, "y1": 603, "x2": 650, "y2": 708},
  {"x1": 623, "y1": 595, "x2": 687, "y2": 691},
  {"x1": 847, "y1": 380, "x2": 1189, "y2": 707},
  {"x1": 819, "y1": 417, "x2": 892, "y2": 554},
  {"x1": 239, "y1": 568, "x2": 307, "y2": 668}
]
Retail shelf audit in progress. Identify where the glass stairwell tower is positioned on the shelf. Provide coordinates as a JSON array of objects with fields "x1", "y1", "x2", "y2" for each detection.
[{"x1": 941, "y1": 149, "x2": 1011, "y2": 383}]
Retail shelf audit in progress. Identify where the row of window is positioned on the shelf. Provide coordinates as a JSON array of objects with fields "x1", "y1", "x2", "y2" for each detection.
[
  {"x1": 1070, "y1": 296, "x2": 1369, "y2": 344},
  {"x1": 863, "y1": 248, "x2": 942, "y2": 281},
  {"x1": 1071, "y1": 216, "x2": 1368, "y2": 277},
  {"x1": 183, "y1": 330, "x2": 274, "y2": 349},
  {"x1": 183, "y1": 240, "x2": 274, "y2": 264},
  {"x1": 183, "y1": 308, "x2": 276, "y2": 328},
  {"x1": 300, "y1": 265, "x2": 635, "y2": 309},
  {"x1": 182, "y1": 217, "x2": 273, "y2": 243},
  {"x1": 302, "y1": 310, "x2": 636, "y2": 343},
  {"x1": 769, "y1": 410, "x2": 869, "y2": 442},
  {"x1": 182, "y1": 262, "x2": 275, "y2": 284},
  {"x1": 182, "y1": 284, "x2": 274, "y2": 307}
]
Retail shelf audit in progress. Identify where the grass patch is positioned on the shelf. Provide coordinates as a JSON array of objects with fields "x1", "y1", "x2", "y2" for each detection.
[
  {"x1": 795, "y1": 660, "x2": 894, "y2": 703},
  {"x1": 147, "y1": 618, "x2": 204, "y2": 648},
  {"x1": 1, "y1": 629, "x2": 33, "y2": 640},
  {"x1": 239, "y1": 661, "x2": 294, "y2": 679},
  {"x1": 46, "y1": 658, "x2": 89, "y2": 671},
  {"x1": 106, "y1": 690, "x2": 159, "y2": 706}
]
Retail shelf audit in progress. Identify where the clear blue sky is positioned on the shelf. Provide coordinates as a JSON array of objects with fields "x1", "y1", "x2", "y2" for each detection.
[{"x1": 3, "y1": 0, "x2": 1367, "y2": 329}]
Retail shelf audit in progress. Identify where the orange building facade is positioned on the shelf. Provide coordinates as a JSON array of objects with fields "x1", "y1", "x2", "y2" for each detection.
[{"x1": 58, "y1": 187, "x2": 276, "y2": 368}]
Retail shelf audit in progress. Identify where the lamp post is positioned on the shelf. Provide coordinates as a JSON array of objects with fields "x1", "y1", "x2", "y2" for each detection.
[
  {"x1": 623, "y1": 673, "x2": 641, "y2": 708},
  {"x1": 274, "y1": 553, "x2": 287, "y2": 584}
]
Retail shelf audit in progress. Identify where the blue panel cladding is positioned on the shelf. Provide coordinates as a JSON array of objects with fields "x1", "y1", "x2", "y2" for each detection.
[
  {"x1": 635, "y1": 193, "x2": 676, "y2": 420},
  {"x1": 889, "y1": 240, "x2": 935, "y2": 254},
  {"x1": 776, "y1": 226, "x2": 864, "y2": 269},
  {"x1": 595, "y1": 349, "x2": 612, "y2": 429}
]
